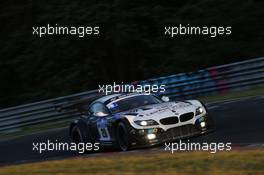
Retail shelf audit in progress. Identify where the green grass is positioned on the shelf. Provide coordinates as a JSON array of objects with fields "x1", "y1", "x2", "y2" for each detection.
[
  {"x1": 0, "y1": 150, "x2": 263, "y2": 175},
  {"x1": 198, "y1": 85, "x2": 264, "y2": 103}
]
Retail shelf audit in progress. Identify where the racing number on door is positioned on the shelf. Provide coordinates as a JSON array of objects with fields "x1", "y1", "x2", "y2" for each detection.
[
  {"x1": 97, "y1": 119, "x2": 111, "y2": 141},
  {"x1": 100, "y1": 128, "x2": 108, "y2": 138}
]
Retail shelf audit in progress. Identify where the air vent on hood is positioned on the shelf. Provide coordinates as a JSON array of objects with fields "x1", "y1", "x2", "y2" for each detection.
[{"x1": 160, "y1": 116, "x2": 179, "y2": 125}]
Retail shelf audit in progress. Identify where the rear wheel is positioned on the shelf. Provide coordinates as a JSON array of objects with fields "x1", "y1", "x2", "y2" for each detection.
[
  {"x1": 71, "y1": 125, "x2": 83, "y2": 143},
  {"x1": 116, "y1": 121, "x2": 131, "y2": 151}
]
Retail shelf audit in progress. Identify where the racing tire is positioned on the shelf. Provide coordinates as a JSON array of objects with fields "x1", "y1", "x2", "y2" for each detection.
[
  {"x1": 71, "y1": 125, "x2": 84, "y2": 144},
  {"x1": 116, "y1": 121, "x2": 131, "y2": 151},
  {"x1": 71, "y1": 124, "x2": 99, "y2": 154}
]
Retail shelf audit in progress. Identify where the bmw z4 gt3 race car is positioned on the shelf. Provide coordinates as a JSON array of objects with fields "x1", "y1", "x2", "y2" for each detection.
[{"x1": 69, "y1": 93, "x2": 214, "y2": 151}]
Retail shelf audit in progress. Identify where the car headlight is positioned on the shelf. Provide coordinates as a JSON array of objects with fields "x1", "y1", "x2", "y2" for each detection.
[
  {"x1": 134, "y1": 119, "x2": 159, "y2": 126},
  {"x1": 195, "y1": 107, "x2": 204, "y2": 116}
]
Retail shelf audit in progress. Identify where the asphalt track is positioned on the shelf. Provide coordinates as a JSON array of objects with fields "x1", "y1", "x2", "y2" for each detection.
[{"x1": 0, "y1": 96, "x2": 263, "y2": 166}]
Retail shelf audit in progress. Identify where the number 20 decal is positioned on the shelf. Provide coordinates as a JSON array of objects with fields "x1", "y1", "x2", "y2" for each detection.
[{"x1": 97, "y1": 119, "x2": 111, "y2": 141}]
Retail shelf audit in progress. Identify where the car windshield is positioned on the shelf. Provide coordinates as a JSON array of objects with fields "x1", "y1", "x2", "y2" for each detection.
[{"x1": 107, "y1": 94, "x2": 162, "y2": 114}]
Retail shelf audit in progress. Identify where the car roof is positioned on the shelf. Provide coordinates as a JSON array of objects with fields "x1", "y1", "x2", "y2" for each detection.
[{"x1": 93, "y1": 93, "x2": 122, "y2": 103}]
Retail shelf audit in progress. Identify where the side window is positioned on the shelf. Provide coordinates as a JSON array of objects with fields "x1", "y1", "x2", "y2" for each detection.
[{"x1": 89, "y1": 103, "x2": 109, "y2": 115}]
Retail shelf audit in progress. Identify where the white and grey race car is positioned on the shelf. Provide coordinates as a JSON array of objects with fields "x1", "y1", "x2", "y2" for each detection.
[{"x1": 69, "y1": 93, "x2": 214, "y2": 151}]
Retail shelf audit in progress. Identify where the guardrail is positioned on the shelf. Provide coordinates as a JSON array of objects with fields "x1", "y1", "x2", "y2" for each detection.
[{"x1": 0, "y1": 57, "x2": 264, "y2": 132}]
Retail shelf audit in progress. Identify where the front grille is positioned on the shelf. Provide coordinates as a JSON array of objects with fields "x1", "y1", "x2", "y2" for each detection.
[
  {"x1": 160, "y1": 116, "x2": 179, "y2": 125},
  {"x1": 179, "y1": 112, "x2": 194, "y2": 122},
  {"x1": 159, "y1": 124, "x2": 200, "y2": 141}
]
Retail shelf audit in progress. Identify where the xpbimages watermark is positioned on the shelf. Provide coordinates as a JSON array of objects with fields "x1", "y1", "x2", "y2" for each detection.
[
  {"x1": 164, "y1": 140, "x2": 232, "y2": 154},
  {"x1": 32, "y1": 24, "x2": 100, "y2": 37},
  {"x1": 32, "y1": 140, "x2": 100, "y2": 154},
  {"x1": 98, "y1": 82, "x2": 166, "y2": 95},
  {"x1": 164, "y1": 24, "x2": 232, "y2": 38}
]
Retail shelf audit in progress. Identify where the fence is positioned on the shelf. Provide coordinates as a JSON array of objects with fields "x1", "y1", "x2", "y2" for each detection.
[{"x1": 0, "y1": 57, "x2": 264, "y2": 132}]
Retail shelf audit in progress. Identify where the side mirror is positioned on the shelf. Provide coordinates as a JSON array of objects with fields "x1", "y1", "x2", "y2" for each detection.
[
  {"x1": 94, "y1": 111, "x2": 109, "y2": 117},
  {"x1": 161, "y1": 96, "x2": 170, "y2": 102}
]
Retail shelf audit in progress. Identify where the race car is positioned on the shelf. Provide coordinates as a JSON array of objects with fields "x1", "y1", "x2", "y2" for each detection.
[{"x1": 69, "y1": 93, "x2": 214, "y2": 151}]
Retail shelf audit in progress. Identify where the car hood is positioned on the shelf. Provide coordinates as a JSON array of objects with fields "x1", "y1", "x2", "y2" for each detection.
[{"x1": 119, "y1": 101, "x2": 197, "y2": 120}]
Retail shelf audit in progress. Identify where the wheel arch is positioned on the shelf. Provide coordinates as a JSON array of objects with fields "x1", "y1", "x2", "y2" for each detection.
[
  {"x1": 69, "y1": 119, "x2": 92, "y2": 142},
  {"x1": 69, "y1": 120, "x2": 78, "y2": 136},
  {"x1": 112, "y1": 117, "x2": 131, "y2": 140}
]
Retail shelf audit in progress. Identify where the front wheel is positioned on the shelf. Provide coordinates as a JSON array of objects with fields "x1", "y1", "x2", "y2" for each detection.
[{"x1": 116, "y1": 121, "x2": 131, "y2": 151}]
